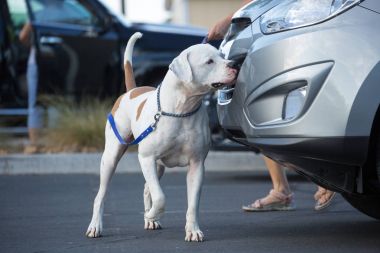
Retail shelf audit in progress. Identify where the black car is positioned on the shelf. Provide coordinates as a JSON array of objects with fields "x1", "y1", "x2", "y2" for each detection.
[{"x1": 0, "y1": 0, "x2": 206, "y2": 109}]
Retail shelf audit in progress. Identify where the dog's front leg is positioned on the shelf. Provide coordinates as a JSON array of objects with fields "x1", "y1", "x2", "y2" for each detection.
[
  {"x1": 139, "y1": 155, "x2": 166, "y2": 230},
  {"x1": 185, "y1": 160, "x2": 205, "y2": 242},
  {"x1": 143, "y1": 164, "x2": 165, "y2": 229}
]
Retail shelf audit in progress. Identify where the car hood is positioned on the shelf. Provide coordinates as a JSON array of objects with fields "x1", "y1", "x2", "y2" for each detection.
[
  {"x1": 107, "y1": 4, "x2": 206, "y2": 37},
  {"x1": 359, "y1": 0, "x2": 380, "y2": 14},
  {"x1": 124, "y1": 22, "x2": 206, "y2": 51},
  {"x1": 110, "y1": 11, "x2": 207, "y2": 51},
  {"x1": 130, "y1": 22, "x2": 206, "y2": 37},
  {"x1": 220, "y1": 0, "x2": 282, "y2": 60},
  {"x1": 231, "y1": 0, "x2": 282, "y2": 22}
]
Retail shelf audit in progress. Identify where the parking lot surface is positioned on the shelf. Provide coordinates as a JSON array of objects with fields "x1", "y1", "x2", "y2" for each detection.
[{"x1": 1, "y1": 172, "x2": 380, "y2": 253}]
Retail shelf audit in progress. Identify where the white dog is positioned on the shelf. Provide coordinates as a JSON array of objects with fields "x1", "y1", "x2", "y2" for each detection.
[{"x1": 86, "y1": 32, "x2": 237, "y2": 242}]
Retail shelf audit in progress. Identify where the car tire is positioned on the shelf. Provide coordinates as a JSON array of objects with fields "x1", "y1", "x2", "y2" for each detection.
[
  {"x1": 342, "y1": 193, "x2": 380, "y2": 220},
  {"x1": 342, "y1": 128, "x2": 380, "y2": 220},
  {"x1": 377, "y1": 124, "x2": 380, "y2": 184}
]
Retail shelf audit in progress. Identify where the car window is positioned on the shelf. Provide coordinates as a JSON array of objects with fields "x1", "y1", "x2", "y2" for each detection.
[
  {"x1": 6, "y1": 0, "x2": 29, "y2": 31},
  {"x1": 29, "y1": 0, "x2": 102, "y2": 27}
]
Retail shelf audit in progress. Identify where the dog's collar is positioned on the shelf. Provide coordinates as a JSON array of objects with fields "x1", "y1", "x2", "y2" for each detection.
[{"x1": 155, "y1": 83, "x2": 202, "y2": 119}]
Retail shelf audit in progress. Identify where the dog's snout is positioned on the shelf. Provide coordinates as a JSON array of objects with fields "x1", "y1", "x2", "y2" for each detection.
[{"x1": 227, "y1": 61, "x2": 240, "y2": 70}]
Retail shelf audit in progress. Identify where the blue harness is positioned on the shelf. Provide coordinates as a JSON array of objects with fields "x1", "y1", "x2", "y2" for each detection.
[{"x1": 108, "y1": 84, "x2": 202, "y2": 146}]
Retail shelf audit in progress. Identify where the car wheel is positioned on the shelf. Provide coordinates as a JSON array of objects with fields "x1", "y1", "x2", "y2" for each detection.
[{"x1": 342, "y1": 129, "x2": 380, "y2": 220}]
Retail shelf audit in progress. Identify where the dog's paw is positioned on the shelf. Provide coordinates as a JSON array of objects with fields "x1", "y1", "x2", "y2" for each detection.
[
  {"x1": 185, "y1": 229, "x2": 204, "y2": 242},
  {"x1": 144, "y1": 219, "x2": 162, "y2": 230},
  {"x1": 86, "y1": 221, "x2": 102, "y2": 238}
]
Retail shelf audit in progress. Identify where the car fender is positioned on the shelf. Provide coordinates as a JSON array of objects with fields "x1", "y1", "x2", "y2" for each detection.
[{"x1": 346, "y1": 62, "x2": 380, "y2": 154}]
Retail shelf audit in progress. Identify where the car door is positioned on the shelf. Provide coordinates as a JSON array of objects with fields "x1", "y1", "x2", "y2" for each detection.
[
  {"x1": 1, "y1": 0, "x2": 30, "y2": 108},
  {"x1": 26, "y1": 0, "x2": 122, "y2": 99}
]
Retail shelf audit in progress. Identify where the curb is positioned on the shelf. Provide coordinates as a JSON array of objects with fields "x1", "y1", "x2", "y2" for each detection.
[{"x1": 0, "y1": 151, "x2": 266, "y2": 175}]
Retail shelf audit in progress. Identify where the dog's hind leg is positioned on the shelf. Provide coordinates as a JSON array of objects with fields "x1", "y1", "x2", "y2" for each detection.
[
  {"x1": 143, "y1": 164, "x2": 165, "y2": 229},
  {"x1": 86, "y1": 123, "x2": 128, "y2": 238},
  {"x1": 184, "y1": 159, "x2": 205, "y2": 242}
]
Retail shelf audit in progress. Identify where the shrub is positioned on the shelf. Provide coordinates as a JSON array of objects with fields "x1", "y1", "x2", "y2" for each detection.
[{"x1": 42, "y1": 96, "x2": 112, "y2": 152}]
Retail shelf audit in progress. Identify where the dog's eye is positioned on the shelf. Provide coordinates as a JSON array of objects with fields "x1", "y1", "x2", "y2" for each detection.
[{"x1": 206, "y1": 59, "x2": 214, "y2": 65}]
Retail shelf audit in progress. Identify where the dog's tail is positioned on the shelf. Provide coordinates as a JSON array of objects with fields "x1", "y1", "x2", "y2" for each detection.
[{"x1": 124, "y1": 32, "x2": 143, "y2": 91}]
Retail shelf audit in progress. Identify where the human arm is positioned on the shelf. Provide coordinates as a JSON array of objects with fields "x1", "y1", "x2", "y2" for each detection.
[
  {"x1": 19, "y1": 22, "x2": 33, "y2": 46},
  {"x1": 207, "y1": 0, "x2": 252, "y2": 42}
]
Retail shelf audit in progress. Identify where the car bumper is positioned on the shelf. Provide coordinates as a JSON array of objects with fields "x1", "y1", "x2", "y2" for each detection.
[{"x1": 217, "y1": 5, "x2": 380, "y2": 193}]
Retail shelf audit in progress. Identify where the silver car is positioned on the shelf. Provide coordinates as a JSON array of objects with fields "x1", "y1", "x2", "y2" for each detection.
[{"x1": 217, "y1": 0, "x2": 380, "y2": 219}]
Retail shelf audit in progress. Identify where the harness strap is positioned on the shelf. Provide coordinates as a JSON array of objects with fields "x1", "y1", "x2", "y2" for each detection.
[
  {"x1": 107, "y1": 113, "x2": 154, "y2": 146},
  {"x1": 108, "y1": 82, "x2": 203, "y2": 146}
]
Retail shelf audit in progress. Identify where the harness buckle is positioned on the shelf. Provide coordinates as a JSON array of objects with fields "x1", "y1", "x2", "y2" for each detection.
[
  {"x1": 154, "y1": 112, "x2": 161, "y2": 121},
  {"x1": 151, "y1": 112, "x2": 161, "y2": 130}
]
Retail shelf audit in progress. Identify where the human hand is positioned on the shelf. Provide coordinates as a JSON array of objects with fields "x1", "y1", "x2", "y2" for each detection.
[
  {"x1": 207, "y1": 14, "x2": 232, "y2": 42},
  {"x1": 206, "y1": 0, "x2": 253, "y2": 42}
]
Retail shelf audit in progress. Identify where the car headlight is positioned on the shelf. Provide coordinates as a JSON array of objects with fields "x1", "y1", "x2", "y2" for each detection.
[{"x1": 260, "y1": 0, "x2": 361, "y2": 34}]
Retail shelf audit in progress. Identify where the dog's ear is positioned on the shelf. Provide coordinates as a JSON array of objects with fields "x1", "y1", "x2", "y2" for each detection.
[{"x1": 169, "y1": 51, "x2": 193, "y2": 83}]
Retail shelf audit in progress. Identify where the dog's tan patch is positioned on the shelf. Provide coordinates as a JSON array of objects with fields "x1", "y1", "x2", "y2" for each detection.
[
  {"x1": 129, "y1": 86, "x2": 155, "y2": 99},
  {"x1": 111, "y1": 94, "x2": 125, "y2": 116},
  {"x1": 124, "y1": 61, "x2": 136, "y2": 91},
  {"x1": 136, "y1": 99, "x2": 147, "y2": 121}
]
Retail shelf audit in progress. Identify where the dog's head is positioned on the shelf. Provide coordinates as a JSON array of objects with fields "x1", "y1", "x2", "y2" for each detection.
[{"x1": 169, "y1": 44, "x2": 238, "y2": 92}]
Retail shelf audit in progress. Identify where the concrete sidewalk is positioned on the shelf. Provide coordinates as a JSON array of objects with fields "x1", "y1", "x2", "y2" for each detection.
[{"x1": 0, "y1": 151, "x2": 266, "y2": 175}]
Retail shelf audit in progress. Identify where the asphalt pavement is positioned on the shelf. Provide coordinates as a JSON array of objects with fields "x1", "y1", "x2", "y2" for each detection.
[
  {"x1": 0, "y1": 151, "x2": 266, "y2": 174},
  {"x1": 1, "y1": 171, "x2": 380, "y2": 253}
]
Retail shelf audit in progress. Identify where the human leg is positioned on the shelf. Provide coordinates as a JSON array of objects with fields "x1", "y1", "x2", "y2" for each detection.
[
  {"x1": 265, "y1": 156, "x2": 291, "y2": 195},
  {"x1": 242, "y1": 156, "x2": 295, "y2": 211},
  {"x1": 25, "y1": 48, "x2": 43, "y2": 153}
]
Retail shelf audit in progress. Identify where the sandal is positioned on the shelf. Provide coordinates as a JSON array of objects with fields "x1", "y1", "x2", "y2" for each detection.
[
  {"x1": 315, "y1": 191, "x2": 336, "y2": 211},
  {"x1": 242, "y1": 189, "x2": 296, "y2": 212}
]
